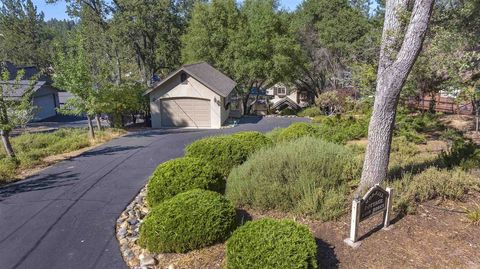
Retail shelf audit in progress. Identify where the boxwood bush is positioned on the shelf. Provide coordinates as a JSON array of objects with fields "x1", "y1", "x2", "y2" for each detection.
[
  {"x1": 275, "y1": 122, "x2": 320, "y2": 142},
  {"x1": 185, "y1": 136, "x2": 251, "y2": 177},
  {"x1": 226, "y1": 218, "x2": 318, "y2": 269},
  {"x1": 226, "y1": 137, "x2": 360, "y2": 220},
  {"x1": 139, "y1": 189, "x2": 237, "y2": 253},
  {"x1": 231, "y1": 131, "x2": 273, "y2": 153},
  {"x1": 146, "y1": 157, "x2": 224, "y2": 207}
]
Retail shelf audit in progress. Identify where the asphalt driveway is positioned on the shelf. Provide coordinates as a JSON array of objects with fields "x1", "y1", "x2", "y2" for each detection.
[{"x1": 0, "y1": 117, "x2": 308, "y2": 269}]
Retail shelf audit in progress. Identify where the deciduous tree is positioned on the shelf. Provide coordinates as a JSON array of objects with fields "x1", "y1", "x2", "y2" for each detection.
[{"x1": 360, "y1": 0, "x2": 435, "y2": 189}]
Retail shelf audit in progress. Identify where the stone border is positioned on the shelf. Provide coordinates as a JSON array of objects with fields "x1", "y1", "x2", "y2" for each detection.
[{"x1": 116, "y1": 186, "x2": 160, "y2": 269}]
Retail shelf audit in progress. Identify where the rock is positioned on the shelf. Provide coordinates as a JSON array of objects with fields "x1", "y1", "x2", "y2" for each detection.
[
  {"x1": 128, "y1": 218, "x2": 138, "y2": 226},
  {"x1": 119, "y1": 238, "x2": 128, "y2": 246},
  {"x1": 168, "y1": 264, "x2": 177, "y2": 269},
  {"x1": 118, "y1": 228, "x2": 127, "y2": 237},
  {"x1": 123, "y1": 249, "x2": 134, "y2": 259},
  {"x1": 139, "y1": 254, "x2": 156, "y2": 266}
]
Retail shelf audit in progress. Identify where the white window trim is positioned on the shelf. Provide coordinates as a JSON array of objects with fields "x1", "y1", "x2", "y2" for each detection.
[{"x1": 276, "y1": 86, "x2": 287, "y2": 95}]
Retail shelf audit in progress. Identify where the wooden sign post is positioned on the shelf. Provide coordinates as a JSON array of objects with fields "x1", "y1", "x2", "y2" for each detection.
[{"x1": 344, "y1": 184, "x2": 393, "y2": 248}]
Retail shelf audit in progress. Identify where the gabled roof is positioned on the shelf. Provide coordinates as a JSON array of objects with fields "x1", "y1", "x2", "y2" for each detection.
[
  {"x1": 144, "y1": 62, "x2": 237, "y2": 97},
  {"x1": 271, "y1": 96, "x2": 301, "y2": 111},
  {"x1": 1, "y1": 62, "x2": 53, "y2": 98}
]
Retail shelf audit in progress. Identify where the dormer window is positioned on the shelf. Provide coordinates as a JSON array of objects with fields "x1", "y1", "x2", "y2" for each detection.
[
  {"x1": 276, "y1": 86, "x2": 287, "y2": 95},
  {"x1": 180, "y1": 72, "x2": 188, "y2": 84}
]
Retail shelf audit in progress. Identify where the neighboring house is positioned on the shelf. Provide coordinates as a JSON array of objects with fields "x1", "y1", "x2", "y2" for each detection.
[
  {"x1": 266, "y1": 83, "x2": 313, "y2": 113},
  {"x1": 144, "y1": 62, "x2": 237, "y2": 128},
  {"x1": 1, "y1": 62, "x2": 60, "y2": 121}
]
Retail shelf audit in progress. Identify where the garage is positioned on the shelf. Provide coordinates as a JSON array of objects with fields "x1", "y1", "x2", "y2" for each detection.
[
  {"x1": 145, "y1": 62, "x2": 237, "y2": 129},
  {"x1": 33, "y1": 94, "x2": 57, "y2": 120},
  {"x1": 160, "y1": 98, "x2": 211, "y2": 127}
]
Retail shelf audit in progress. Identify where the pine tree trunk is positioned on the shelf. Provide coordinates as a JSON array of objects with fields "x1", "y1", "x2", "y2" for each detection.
[
  {"x1": 95, "y1": 114, "x2": 102, "y2": 131},
  {"x1": 359, "y1": 0, "x2": 434, "y2": 190},
  {"x1": 1, "y1": 130, "x2": 15, "y2": 158},
  {"x1": 87, "y1": 115, "x2": 95, "y2": 139}
]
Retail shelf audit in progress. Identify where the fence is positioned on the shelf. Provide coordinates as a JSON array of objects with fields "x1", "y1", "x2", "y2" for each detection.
[{"x1": 407, "y1": 95, "x2": 474, "y2": 115}]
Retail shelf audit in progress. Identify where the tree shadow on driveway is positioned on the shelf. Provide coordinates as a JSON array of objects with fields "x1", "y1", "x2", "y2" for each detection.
[
  {"x1": 0, "y1": 171, "x2": 80, "y2": 202},
  {"x1": 80, "y1": 145, "x2": 145, "y2": 157}
]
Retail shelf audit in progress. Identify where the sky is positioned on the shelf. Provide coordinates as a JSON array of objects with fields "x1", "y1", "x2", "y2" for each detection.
[{"x1": 33, "y1": 0, "x2": 304, "y2": 21}]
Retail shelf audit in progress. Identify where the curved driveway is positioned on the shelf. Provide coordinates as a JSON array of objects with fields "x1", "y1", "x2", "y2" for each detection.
[{"x1": 0, "y1": 117, "x2": 307, "y2": 269}]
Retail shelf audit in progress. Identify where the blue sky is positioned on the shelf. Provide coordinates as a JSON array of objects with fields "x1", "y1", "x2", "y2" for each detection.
[{"x1": 33, "y1": 0, "x2": 304, "y2": 20}]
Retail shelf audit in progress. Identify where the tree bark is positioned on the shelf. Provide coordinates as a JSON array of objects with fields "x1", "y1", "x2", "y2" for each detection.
[
  {"x1": 86, "y1": 114, "x2": 96, "y2": 139},
  {"x1": 1, "y1": 130, "x2": 15, "y2": 158},
  {"x1": 359, "y1": 0, "x2": 435, "y2": 191},
  {"x1": 95, "y1": 114, "x2": 102, "y2": 131}
]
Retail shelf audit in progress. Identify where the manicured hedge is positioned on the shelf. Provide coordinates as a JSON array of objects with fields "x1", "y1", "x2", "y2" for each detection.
[
  {"x1": 231, "y1": 131, "x2": 273, "y2": 153},
  {"x1": 139, "y1": 189, "x2": 237, "y2": 253},
  {"x1": 146, "y1": 157, "x2": 224, "y2": 207},
  {"x1": 185, "y1": 136, "x2": 251, "y2": 177},
  {"x1": 226, "y1": 218, "x2": 318, "y2": 269},
  {"x1": 226, "y1": 137, "x2": 360, "y2": 220}
]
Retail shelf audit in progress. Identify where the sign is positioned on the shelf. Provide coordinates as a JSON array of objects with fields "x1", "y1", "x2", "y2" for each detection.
[
  {"x1": 344, "y1": 184, "x2": 393, "y2": 248},
  {"x1": 359, "y1": 186, "x2": 389, "y2": 222}
]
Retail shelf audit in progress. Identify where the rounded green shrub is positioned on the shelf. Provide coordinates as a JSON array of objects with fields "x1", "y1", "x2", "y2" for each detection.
[
  {"x1": 185, "y1": 136, "x2": 250, "y2": 177},
  {"x1": 226, "y1": 218, "x2": 318, "y2": 269},
  {"x1": 231, "y1": 131, "x2": 273, "y2": 153},
  {"x1": 298, "y1": 107, "x2": 323, "y2": 118},
  {"x1": 146, "y1": 157, "x2": 224, "y2": 207},
  {"x1": 226, "y1": 137, "x2": 360, "y2": 220},
  {"x1": 139, "y1": 189, "x2": 237, "y2": 253},
  {"x1": 276, "y1": 122, "x2": 320, "y2": 142}
]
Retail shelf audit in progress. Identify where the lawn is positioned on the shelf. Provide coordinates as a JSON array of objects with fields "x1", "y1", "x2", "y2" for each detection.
[{"x1": 0, "y1": 128, "x2": 125, "y2": 184}]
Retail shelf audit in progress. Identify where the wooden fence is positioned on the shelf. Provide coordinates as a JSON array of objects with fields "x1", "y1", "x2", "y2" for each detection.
[{"x1": 407, "y1": 95, "x2": 474, "y2": 115}]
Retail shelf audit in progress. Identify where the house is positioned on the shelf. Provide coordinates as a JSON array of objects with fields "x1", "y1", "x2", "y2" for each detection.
[
  {"x1": 144, "y1": 62, "x2": 237, "y2": 128},
  {"x1": 1, "y1": 62, "x2": 60, "y2": 121},
  {"x1": 266, "y1": 83, "x2": 313, "y2": 113}
]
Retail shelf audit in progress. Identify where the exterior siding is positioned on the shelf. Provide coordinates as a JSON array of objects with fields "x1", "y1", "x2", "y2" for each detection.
[{"x1": 149, "y1": 73, "x2": 225, "y2": 128}]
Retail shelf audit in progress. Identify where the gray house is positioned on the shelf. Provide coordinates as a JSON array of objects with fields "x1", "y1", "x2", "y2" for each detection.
[
  {"x1": 1, "y1": 62, "x2": 60, "y2": 121},
  {"x1": 145, "y1": 62, "x2": 236, "y2": 129}
]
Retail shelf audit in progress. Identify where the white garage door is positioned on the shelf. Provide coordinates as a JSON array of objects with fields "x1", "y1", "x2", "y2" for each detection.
[
  {"x1": 160, "y1": 98, "x2": 211, "y2": 127},
  {"x1": 33, "y1": 94, "x2": 56, "y2": 120}
]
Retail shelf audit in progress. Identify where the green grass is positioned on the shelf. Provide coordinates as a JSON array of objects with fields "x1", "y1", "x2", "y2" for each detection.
[
  {"x1": 0, "y1": 128, "x2": 124, "y2": 184},
  {"x1": 466, "y1": 204, "x2": 480, "y2": 225}
]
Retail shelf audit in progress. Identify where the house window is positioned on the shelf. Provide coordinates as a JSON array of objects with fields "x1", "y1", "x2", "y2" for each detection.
[
  {"x1": 180, "y1": 72, "x2": 188, "y2": 84},
  {"x1": 276, "y1": 86, "x2": 286, "y2": 95}
]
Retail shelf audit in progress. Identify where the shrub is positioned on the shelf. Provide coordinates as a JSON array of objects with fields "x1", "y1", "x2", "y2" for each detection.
[
  {"x1": 280, "y1": 108, "x2": 297, "y2": 115},
  {"x1": 312, "y1": 115, "x2": 369, "y2": 143},
  {"x1": 389, "y1": 167, "x2": 479, "y2": 213},
  {"x1": 439, "y1": 138, "x2": 480, "y2": 170},
  {"x1": 139, "y1": 189, "x2": 237, "y2": 253},
  {"x1": 226, "y1": 137, "x2": 360, "y2": 220},
  {"x1": 265, "y1": 127, "x2": 284, "y2": 143},
  {"x1": 146, "y1": 157, "x2": 224, "y2": 207},
  {"x1": 226, "y1": 218, "x2": 317, "y2": 269},
  {"x1": 275, "y1": 122, "x2": 320, "y2": 142},
  {"x1": 0, "y1": 157, "x2": 18, "y2": 183},
  {"x1": 185, "y1": 136, "x2": 250, "y2": 177},
  {"x1": 298, "y1": 107, "x2": 323, "y2": 117},
  {"x1": 466, "y1": 204, "x2": 480, "y2": 225},
  {"x1": 231, "y1": 131, "x2": 273, "y2": 153}
]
